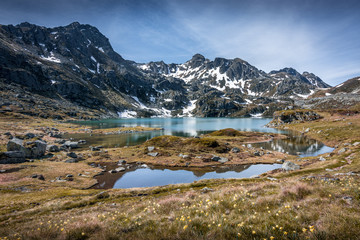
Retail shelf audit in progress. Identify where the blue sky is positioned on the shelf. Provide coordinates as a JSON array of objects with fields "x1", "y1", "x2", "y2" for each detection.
[{"x1": 1, "y1": 0, "x2": 359, "y2": 86}]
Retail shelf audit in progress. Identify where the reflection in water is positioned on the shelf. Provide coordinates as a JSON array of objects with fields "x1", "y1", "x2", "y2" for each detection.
[
  {"x1": 250, "y1": 134, "x2": 334, "y2": 157},
  {"x1": 108, "y1": 164, "x2": 280, "y2": 189},
  {"x1": 71, "y1": 117, "x2": 280, "y2": 136}
]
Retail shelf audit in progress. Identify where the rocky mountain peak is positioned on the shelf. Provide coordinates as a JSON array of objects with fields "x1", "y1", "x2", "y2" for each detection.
[
  {"x1": 270, "y1": 67, "x2": 299, "y2": 76},
  {"x1": 187, "y1": 53, "x2": 206, "y2": 68}
]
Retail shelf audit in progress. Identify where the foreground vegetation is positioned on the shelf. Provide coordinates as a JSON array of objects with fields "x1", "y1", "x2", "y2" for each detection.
[{"x1": 0, "y1": 110, "x2": 360, "y2": 239}]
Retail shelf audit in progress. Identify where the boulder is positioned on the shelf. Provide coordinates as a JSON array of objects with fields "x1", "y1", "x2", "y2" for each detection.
[
  {"x1": 218, "y1": 157, "x2": 229, "y2": 163},
  {"x1": 63, "y1": 141, "x2": 79, "y2": 149},
  {"x1": 47, "y1": 145, "x2": 60, "y2": 152},
  {"x1": 338, "y1": 148, "x2": 348, "y2": 154},
  {"x1": 7, "y1": 138, "x2": 46, "y2": 158},
  {"x1": 67, "y1": 152, "x2": 78, "y2": 158},
  {"x1": 24, "y1": 140, "x2": 47, "y2": 158},
  {"x1": 7, "y1": 138, "x2": 24, "y2": 152},
  {"x1": 147, "y1": 152, "x2": 159, "y2": 157},
  {"x1": 231, "y1": 147, "x2": 240, "y2": 153},
  {"x1": 140, "y1": 164, "x2": 149, "y2": 168},
  {"x1": 0, "y1": 151, "x2": 26, "y2": 164},
  {"x1": 179, "y1": 153, "x2": 190, "y2": 159},
  {"x1": 25, "y1": 133, "x2": 36, "y2": 139},
  {"x1": 147, "y1": 146, "x2": 155, "y2": 152},
  {"x1": 319, "y1": 156, "x2": 326, "y2": 161},
  {"x1": 90, "y1": 146, "x2": 100, "y2": 151},
  {"x1": 282, "y1": 161, "x2": 300, "y2": 171},
  {"x1": 211, "y1": 155, "x2": 221, "y2": 161}
]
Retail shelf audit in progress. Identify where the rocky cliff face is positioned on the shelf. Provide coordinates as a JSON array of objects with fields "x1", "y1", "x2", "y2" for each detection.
[
  {"x1": 300, "y1": 76, "x2": 360, "y2": 110},
  {"x1": 0, "y1": 22, "x2": 332, "y2": 119}
]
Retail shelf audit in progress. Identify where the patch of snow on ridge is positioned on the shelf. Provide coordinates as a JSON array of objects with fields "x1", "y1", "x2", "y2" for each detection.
[
  {"x1": 118, "y1": 110, "x2": 137, "y2": 118},
  {"x1": 244, "y1": 99, "x2": 253, "y2": 104},
  {"x1": 182, "y1": 100, "x2": 197, "y2": 117},
  {"x1": 297, "y1": 89, "x2": 314, "y2": 99},
  {"x1": 131, "y1": 96, "x2": 148, "y2": 109},
  {"x1": 40, "y1": 52, "x2": 61, "y2": 63},
  {"x1": 138, "y1": 64, "x2": 150, "y2": 71},
  {"x1": 325, "y1": 93, "x2": 332, "y2": 96},
  {"x1": 250, "y1": 113, "x2": 263, "y2": 118},
  {"x1": 335, "y1": 83, "x2": 344, "y2": 88}
]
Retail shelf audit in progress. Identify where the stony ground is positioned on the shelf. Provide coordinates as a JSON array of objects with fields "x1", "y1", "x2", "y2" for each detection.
[{"x1": 0, "y1": 110, "x2": 360, "y2": 239}]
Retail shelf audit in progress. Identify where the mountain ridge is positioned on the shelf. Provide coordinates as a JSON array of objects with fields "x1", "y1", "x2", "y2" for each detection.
[{"x1": 0, "y1": 22, "x2": 340, "y2": 119}]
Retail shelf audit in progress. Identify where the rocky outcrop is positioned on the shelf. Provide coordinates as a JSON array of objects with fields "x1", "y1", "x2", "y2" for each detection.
[
  {"x1": 7, "y1": 138, "x2": 47, "y2": 159},
  {"x1": 1, "y1": 137, "x2": 47, "y2": 163},
  {"x1": 282, "y1": 161, "x2": 300, "y2": 171},
  {"x1": 266, "y1": 110, "x2": 322, "y2": 127}
]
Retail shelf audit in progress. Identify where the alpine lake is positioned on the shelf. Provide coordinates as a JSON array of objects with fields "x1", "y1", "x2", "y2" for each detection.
[{"x1": 66, "y1": 118, "x2": 334, "y2": 189}]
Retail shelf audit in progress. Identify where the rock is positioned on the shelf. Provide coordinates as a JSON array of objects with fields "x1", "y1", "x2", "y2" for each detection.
[
  {"x1": 64, "y1": 141, "x2": 79, "y2": 149},
  {"x1": 55, "y1": 139, "x2": 66, "y2": 144},
  {"x1": 276, "y1": 159, "x2": 285, "y2": 163},
  {"x1": 118, "y1": 160, "x2": 127, "y2": 165},
  {"x1": 148, "y1": 146, "x2": 155, "y2": 152},
  {"x1": 342, "y1": 196, "x2": 353, "y2": 203},
  {"x1": 30, "y1": 174, "x2": 45, "y2": 180},
  {"x1": 78, "y1": 140, "x2": 86, "y2": 144},
  {"x1": 319, "y1": 156, "x2": 326, "y2": 161},
  {"x1": 25, "y1": 133, "x2": 36, "y2": 139},
  {"x1": 304, "y1": 128, "x2": 310, "y2": 133},
  {"x1": 37, "y1": 175, "x2": 45, "y2": 180},
  {"x1": 218, "y1": 157, "x2": 229, "y2": 163},
  {"x1": 7, "y1": 138, "x2": 24, "y2": 152},
  {"x1": 231, "y1": 147, "x2": 240, "y2": 153},
  {"x1": 140, "y1": 164, "x2": 149, "y2": 169},
  {"x1": 116, "y1": 167, "x2": 126, "y2": 172},
  {"x1": 325, "y1": 168, "x2": 333, "y2": 172},
  {"x1": 47, "y1": 145, "x2": 60, "y2": 152},
  {"x1": 179, "y1": 153, "x2": 190, "y2": 159},
  {"x1": 67, "y1": 152, "x2": 78, "y2": 158},
  {"x1": 250, "y1": 175, "x2": 260, "y2": 178},
  {"x1": 4, "y1": 132, "x2": 12, "y2": 136},
  {"x1": 353, "y1": 142, "x2": 360, "y2": 146},
  {"x1": 267, "y1": 177, "x2": 278, "y2": 181},
  {"x1": 282, "y1": 161, "x2": 300, "y2": 171},
  {"x1": 254, "y1": 150, "x2": 261, "y2": 156},
  {"x1": 65, "y1": 159, "x2": 78, "y2": 163},
  {"x1": 8, "y1": 138, "x2": 47, "y2": 159},
  {"x1": 211, "y1": 155, "x2": 221, "y2": 161},
  {"x1": 147, "y1": 152, "x2": 158, "y2": 157},
  {"x1": 49, "y1": 132, "x2": 62, "y2": 138},
  {"x1": 3, "y1": 151, "x2": 25, "y2": 158},
  {"x1": 338, "y1": 148, "x2": 348, "y2": 154},
  {"x1": 90, "y1": 146, "x2": 100, "y2": 151},
  {"x1": 24, "y1": 140, "x2": 47, "y2": 158},
  {"x1": 66, "y1": 174, "x2": 73, "y2": 178},
  {"x1": 201, "y1": 187, "x2": 214, "y2": 193}
]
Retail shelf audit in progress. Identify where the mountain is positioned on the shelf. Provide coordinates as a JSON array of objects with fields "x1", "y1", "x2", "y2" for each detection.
[
  {"x1": 0, "y1": 22, "x2": 331, "y2": 119},
  {"x1": 302, "y1": 76, "x2": 360, "y2": 110}
]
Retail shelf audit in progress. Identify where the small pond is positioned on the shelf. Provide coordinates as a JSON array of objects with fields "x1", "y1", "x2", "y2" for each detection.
[{"x1": 94, "y1": 164, "x2": 282, "y2": 189}]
